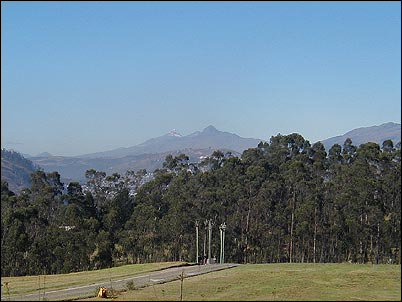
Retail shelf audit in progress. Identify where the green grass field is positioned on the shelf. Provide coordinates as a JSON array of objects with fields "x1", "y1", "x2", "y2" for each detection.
[
  {"x1": 0, "y1": 262, "x2": 185, "y2": 299},
  {"x1": 82, "y1": 263, "x2": 401, "y2": 301}
]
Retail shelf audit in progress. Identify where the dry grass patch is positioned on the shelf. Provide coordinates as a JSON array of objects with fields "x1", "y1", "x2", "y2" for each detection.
[{"x1": 80, "y1": 263, "x2": 401, "y2": 301}]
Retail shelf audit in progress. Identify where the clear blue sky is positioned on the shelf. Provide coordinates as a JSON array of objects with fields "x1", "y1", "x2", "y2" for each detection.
[{"x1": 1, "y1": 1, "x2": 401, "y2": 156}]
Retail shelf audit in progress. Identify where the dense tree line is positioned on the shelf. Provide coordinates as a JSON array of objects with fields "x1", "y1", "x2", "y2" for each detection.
[
  {"x1": 1, "y1": 148, "x2": 40, "y2": 193},
  {"x1": 1, "y1": 134, "x2": 400, "y2": 276},
  {"x1": 1, "y1": 149, "x2": 39, "y2": 171}
]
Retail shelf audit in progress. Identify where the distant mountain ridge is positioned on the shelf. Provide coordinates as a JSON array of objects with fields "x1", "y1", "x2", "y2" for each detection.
[
  {"x1": 14, "y1": 122, "x2": 400, "y2": 185},
  {"x1": 29, "y1": 125, "x2": 260, "y2": 181},
  {"x1": 77, "y1": 125, "x2": 263, "y2": 159},
  {"x1": 32, "y1": 148, "x2": 240, "y2": 183},
  {"x1": 320, "y1": 122, "x2": 401, "y2": 150},
  {"x1": 35, "y1": 152, "x2": 52, "y2": 158}
]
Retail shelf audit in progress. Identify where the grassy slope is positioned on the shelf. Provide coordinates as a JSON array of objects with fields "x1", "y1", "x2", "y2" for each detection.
[
  {"x1": 0, "y1": 262, "x2": 185, "y2": 299},
  {"x1": 82, "y1": 263, "x2": 401, "y2": 301}
]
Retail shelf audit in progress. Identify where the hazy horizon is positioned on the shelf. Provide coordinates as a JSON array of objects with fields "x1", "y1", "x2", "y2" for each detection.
[
  {"x1": 2, "y1": 121, "x2": 402, "y2": 157},
  {"x1": 2, "y1": 2, "x2": 401, "y2": 156}
]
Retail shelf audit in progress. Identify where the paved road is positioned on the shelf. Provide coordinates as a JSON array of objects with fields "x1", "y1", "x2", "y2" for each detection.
[{"x1": 2, "y1": 263, "x2": 239, "y2": 301}]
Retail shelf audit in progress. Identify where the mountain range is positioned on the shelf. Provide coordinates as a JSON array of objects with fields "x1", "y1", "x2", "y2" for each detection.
[
  {"x1": 30, "y1": 125, "x2": 257, "y2": 182},
  {"x1": 77, "y1": 125, "x2": 262, "y2": 159},
  {"x1": 2, "y1": 122, "x2": 401, "y2": 189}
]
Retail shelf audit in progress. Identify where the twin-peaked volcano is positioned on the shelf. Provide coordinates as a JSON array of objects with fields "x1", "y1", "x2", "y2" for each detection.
[{"x1": 77, "y1": 125, "x2": 263, "y2": 159}]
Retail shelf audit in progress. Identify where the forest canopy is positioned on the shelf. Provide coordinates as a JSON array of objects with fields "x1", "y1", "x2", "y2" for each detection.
[{"x1": 1, "y1": 134, "x2": 401, "y2": 276}]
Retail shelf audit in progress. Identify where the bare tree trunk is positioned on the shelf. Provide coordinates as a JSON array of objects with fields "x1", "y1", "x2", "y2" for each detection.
[
  {"x1": 313, "y1": 207, "x2": 317, "y2": 263},
  {"x1": 245, "y1": 186, "x2": 252, "y2": 264},
  {"x1": 277, "y1": 236, "x2": 281, "y2": 263},
  {"x1": 376, "y1": 223, "x2": 380, "y2": 264},
  {"x1": 289, "y1": 190, "x2": 296, "y2": 263}
]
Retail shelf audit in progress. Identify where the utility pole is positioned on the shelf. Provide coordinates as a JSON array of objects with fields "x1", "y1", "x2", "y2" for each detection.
[
  {"x1": 219, "y1": 222, "x2": 226, "y2": 264},
  {"x1": 195, "y1": 220, "x2": 199, "y2": 264},
  {"x1": 220, "y1": 225, "x2": 222, "y2": 264},
  {"x1": 208, "y1": 219, "x2": 212, "y2": 264}
]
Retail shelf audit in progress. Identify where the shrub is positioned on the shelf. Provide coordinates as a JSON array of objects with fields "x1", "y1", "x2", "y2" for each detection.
[{"x1": 126, "y1": 280, "x2": 137, "y2": 291}]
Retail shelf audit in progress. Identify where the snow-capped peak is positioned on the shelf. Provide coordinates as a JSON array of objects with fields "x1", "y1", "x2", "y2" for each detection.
[{"x1": 167, "y1": 129, "x2": 182, "y2": 137}]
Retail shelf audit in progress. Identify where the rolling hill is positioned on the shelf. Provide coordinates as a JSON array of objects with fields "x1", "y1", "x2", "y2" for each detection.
[
  {"x1": 31, "y1": 148, "x2": 240, "y2": 182},
  {"x1": 320, "y1": 122, "x2": 401, "y2": 150}
]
